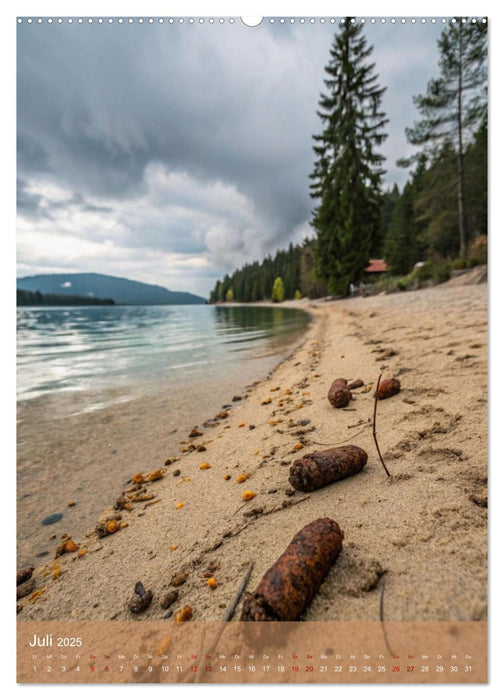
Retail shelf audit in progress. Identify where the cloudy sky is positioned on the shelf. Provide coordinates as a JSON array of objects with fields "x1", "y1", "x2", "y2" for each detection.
[{"x1": 17, "y1": 17, "x2": 445, "y2": 297}]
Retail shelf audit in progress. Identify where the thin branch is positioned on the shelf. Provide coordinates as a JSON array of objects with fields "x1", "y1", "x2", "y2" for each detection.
[
  {"x1": 379, "y1": 578, "x2": 395, "y2": 657},
  {"x1": 194, "y1": 563, "x2": 255, "y2": 683},
  {"x1": 373, "y1": 373, "x2": 391, "y2": 477},
  {"x1": 233, "y1": 501, "x2": 250, "y2": 517},
  {"x1": 222, "y1": 562, "x2": 255, "y2": 622},
  {"x1": 310, "y1": 423, "x2": 371, "y2": 447},
  {"x1": 267, "y1": 495, "x2": 311, "y2": 514},
  {"x1": 212, "y1": 497, "x2": 312, "y2": 553}
]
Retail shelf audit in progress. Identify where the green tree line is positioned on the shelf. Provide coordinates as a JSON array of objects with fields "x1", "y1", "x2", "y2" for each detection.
[
  {"x1": 385, "y1": 118, "x2": 487, "y2": 275},
  {"x1": 208, "y1": 242, "x2": 326, "y2": 303},
  {"x1": 210, "y1": 17, "x2": 487, "y2": 303},
  {"x1": 17, "y1": 289, "x2": 116, "y2": 306}
]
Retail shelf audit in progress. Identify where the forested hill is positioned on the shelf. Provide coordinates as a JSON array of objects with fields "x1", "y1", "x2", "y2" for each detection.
[{"x1": 16, "y1": 273, "x2": 206, "y2": 305}]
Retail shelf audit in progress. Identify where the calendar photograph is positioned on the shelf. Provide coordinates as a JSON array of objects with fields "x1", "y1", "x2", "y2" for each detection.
[{"x1": 16, "y1": 13, "x2": 488, "y2": 683}]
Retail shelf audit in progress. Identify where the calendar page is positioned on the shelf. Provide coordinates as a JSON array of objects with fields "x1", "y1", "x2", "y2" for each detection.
[{"x1": 16, "y1": 11, "x2": 488, "y2": 684}]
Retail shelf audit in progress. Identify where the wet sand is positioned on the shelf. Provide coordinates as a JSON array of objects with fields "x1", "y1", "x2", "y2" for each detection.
[
  {"x1": 17, "y1": 334, "x2": 308, "y2": 569},
  {"x1": 17, "y1": 281, "x2": 487, "y2": 622}
]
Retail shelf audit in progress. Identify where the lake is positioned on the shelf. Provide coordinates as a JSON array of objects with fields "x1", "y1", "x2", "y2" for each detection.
[
  {"x1": 16, "y1": 303, "x2": 311, "y2": 567},
  {"x1": 17, "y1": 304, "x2": 310, "y2": 408}
]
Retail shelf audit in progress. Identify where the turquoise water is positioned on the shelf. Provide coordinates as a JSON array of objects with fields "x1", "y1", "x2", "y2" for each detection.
[{"x1": 17, "y1": 304, "x2": 310, "y2": 404}]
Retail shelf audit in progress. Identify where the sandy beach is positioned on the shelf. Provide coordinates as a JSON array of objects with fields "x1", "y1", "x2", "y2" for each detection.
[{"x1": 17, "y1": 279, "x2": 487, "y2": 623}]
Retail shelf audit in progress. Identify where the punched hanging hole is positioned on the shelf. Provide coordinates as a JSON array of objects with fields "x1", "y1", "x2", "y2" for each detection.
[{"x1": 241, "y1": 17, "x2": 263, "y2": 27}]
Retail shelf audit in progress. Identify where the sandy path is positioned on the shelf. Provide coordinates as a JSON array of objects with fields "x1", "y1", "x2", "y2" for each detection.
[{"x1": 17, "y1": 282, "x2": 487, "y2": 623}]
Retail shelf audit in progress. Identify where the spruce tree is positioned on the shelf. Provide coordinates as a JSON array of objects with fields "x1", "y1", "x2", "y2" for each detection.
[
  {"x1": 310, "y1": 19, "x2": 388, "y2": 296},
  {"x1": 380, "y1": 184, "x2": 400, "y2": 254},
  {"x1": 414, "y1": 142, "x2": 460, "y2": 258},
  {"x1": 384, "y1": 183, "x2": 420, "y2": 275},
  {"x1": 464, "y1": 117, "x2": 487, "y2": 238},
  {"x1": 401, "y1": 18, "x2": 487, "y2": 258},
  {"x1": 384, "y1": 158, "x2": 427, "y2": 274}
]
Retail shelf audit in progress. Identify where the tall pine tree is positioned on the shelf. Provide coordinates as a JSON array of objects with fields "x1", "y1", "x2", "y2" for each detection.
[
  {"x1": 384, "y1": 182, "x2": 425, "y2": 275},
  {"x1": 310, "y1": 19, "x2": 388, "y2": 296},
  {"x1": 414, "y1": 142, "x2": 460, "y2": 258},
  {"x1": 401, "y1": 18, "x2": 487, "y2": 258},
  {"x1": 384, "y1": 157, "x2": 427, "y2": 274},
  {"x1": 464, "y1": 117, "x2": 487, "y2": 238},
  {"x1": 379, "y1": 184, "x2": 400, "y2": 255}
]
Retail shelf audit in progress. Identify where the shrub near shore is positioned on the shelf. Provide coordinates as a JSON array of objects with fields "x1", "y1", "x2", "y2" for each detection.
[{"x1": 373, "y1": 237, "x2": 487, "y2": 295}]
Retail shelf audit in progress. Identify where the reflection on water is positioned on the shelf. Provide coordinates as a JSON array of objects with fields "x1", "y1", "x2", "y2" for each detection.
[
  {"x1": 212, "y1": 305, "x2": 308, "y2": 351},
  {"x1": 17, "y1": 304, "x2": 310, "y2": 404},
  {"x1": 213, "y1": 305, "x2": 298, "y2": 333}
]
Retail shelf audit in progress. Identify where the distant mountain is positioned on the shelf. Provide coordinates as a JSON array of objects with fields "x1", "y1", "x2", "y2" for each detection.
[{"x1": 16, "y1": 273, "x2": 206, "y2": 305}]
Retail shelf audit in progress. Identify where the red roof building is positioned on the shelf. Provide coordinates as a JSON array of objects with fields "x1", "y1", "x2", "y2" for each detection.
[{"x1": 365, "y1": 259, "x2": 388, "y2": 274}]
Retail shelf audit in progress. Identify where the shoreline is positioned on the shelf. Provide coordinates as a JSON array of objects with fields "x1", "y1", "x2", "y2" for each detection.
[
  {"x1": 17, "y1": 282, "x2": 487, "y2": 622},
  {"x1": 16, "y1": 308, "x2": 313, "y2": 570}
]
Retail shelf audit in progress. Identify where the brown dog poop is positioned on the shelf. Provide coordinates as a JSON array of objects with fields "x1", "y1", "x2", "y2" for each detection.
[
  {"x1": 289, "y1": 445, "x2": 367, "y2": 492},
  {"x1": 375, "y1": 378, "x2": 401, "y2": 400},
  {"x1": 240, "y1": 518, "x2": 344, "y2": 621},
  {"x1": 327, "y1": 378, "x2": 352, "y2": 408}
]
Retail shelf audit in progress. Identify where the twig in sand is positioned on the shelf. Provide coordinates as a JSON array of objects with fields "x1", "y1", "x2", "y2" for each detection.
[
  {"x1": 194, "y1": 563, "x2": 255, "y2": 683},
  {"x1": 310, "y1": 424, "x2": 370, "y2": 447},
  {"x1": 379, "y1": 578, "x2": 395, "y2": 657},
  {"x1": 222, "y1": 562, "x2": 254, "y2": 622},
  {"x1": 205, "y1": 497, "x2": 312, "y2": 555},
  {"x1": 271, "y1": 495, "x2": 311, "y2": 512},
  {"x1": 373, "y1": 373, "x2": 391, "y2": 477},
  {"x1": 233, "y1": 501, "x2": 249, "y2": 517},
  {"x1": 233, "y1": 494, "x2": 310, "y2": 523},
  {"x1": 347, "y1": 420, "x2": 367, "y2": 429}
]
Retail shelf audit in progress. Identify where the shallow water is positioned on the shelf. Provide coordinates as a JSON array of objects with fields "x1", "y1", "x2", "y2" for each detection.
[
  {"x1": 16, "y1": 304, "x2": 310, "y2": 567},
  {"x1": 17, "y1": 304, "x2": 310, "y2": 410}
]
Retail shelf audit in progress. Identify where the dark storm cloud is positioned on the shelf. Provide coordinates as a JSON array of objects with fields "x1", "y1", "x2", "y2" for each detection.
[
  {"x1": 17, "y1": 18, "x2": 444, "y2": 293},
  {"x1": 17, "y1": 177, "x2": 112, "y2": 220},
  {"x1": 70, "y1": 193, "x2": 112, "y2": 214},
  {"x1": 17, "y1": 178, "x2": 44, "y2": 218},
  {"x1": 17, "y1": 132, "x2": 51, "y2": 173}
]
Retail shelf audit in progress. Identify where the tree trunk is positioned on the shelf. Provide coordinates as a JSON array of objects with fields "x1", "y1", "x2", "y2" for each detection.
[{"x1": 457, "y1": 29, "x2": 469, "y2": 259}]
